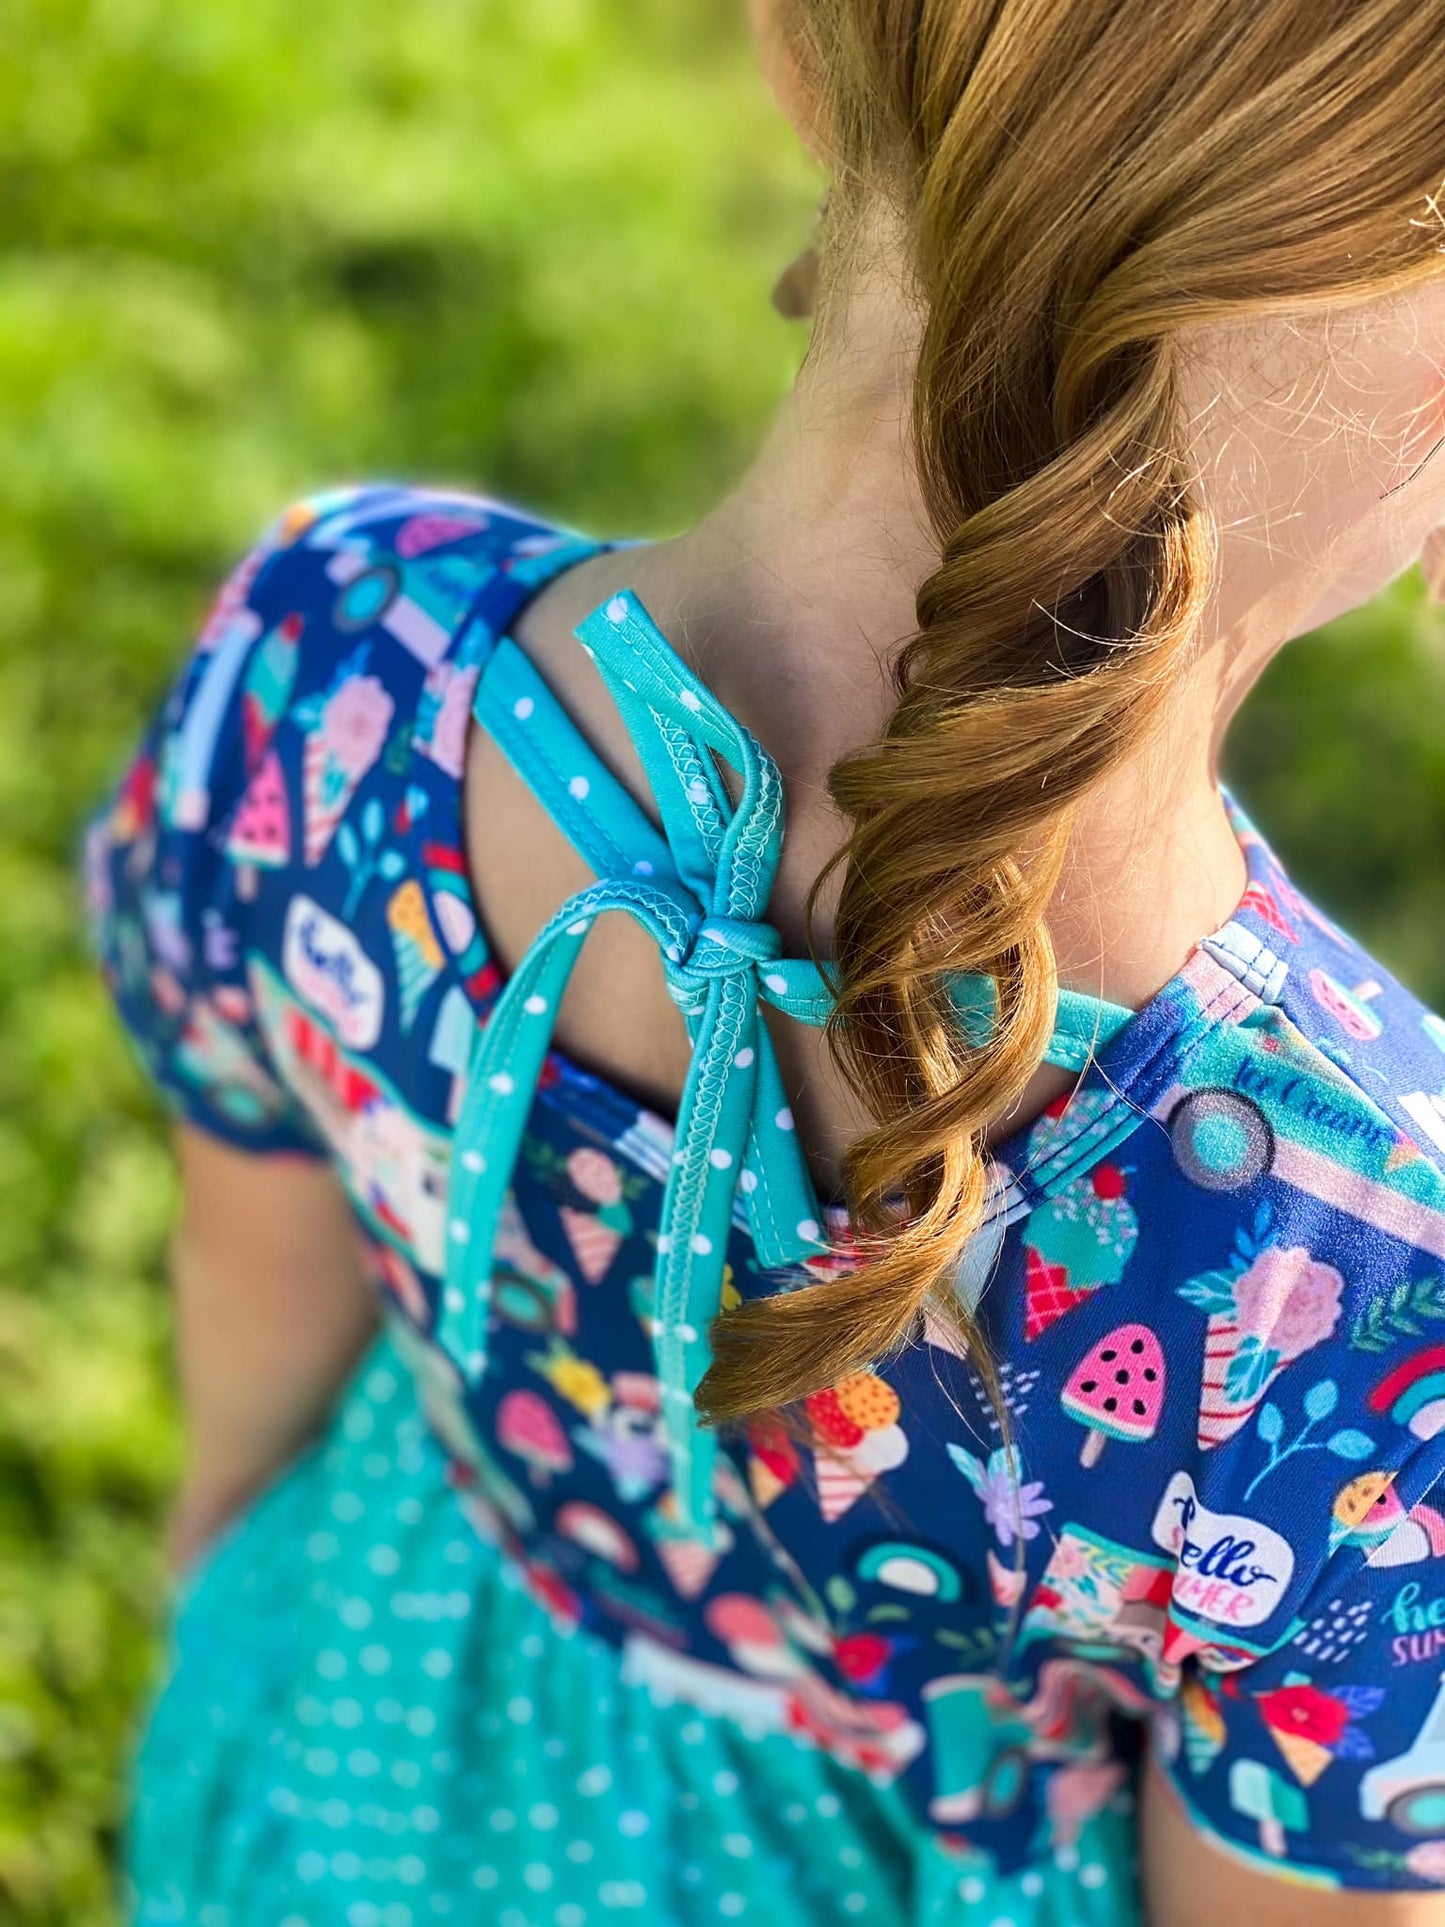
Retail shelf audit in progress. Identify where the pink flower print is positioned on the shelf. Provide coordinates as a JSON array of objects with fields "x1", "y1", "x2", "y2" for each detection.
[
  {"x1": 425, "y1": 663, "x2": 478, "y2": 779},
  {"x1": 320, "y1": 674, "x2": 394, "y2": 779},
  {"x1": 1233, "y1": 1246, "x2": 1344, "y2": 1361}
]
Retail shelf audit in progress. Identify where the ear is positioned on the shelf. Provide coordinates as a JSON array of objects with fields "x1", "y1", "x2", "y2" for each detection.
[{"x1": 747, "y1": 0, "x2": 831, "y2": 162}]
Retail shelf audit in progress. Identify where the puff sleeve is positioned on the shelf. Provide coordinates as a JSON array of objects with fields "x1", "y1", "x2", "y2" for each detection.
[
  {"x1": 84, "y1": 505, "x2": 327, "y2": 1156},
  {"x1": 1153, "y1": 1430, "x2": 1445, "y2": 1893}
]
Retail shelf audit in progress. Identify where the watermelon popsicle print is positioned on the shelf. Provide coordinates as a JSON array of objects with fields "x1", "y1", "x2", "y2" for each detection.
[
  {"x1": 1023, "y1": 1163, "x2": 1139, "y2": 1342},
  {"x1": 225, "y1": 747, "x2": 290, "y2": 899},
  {"x1": 1061, "y1": 1323, "x2": 1165, "y2": 1467}
]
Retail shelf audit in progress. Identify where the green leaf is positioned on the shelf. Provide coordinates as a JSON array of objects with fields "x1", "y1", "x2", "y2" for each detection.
[
  {"x1": 1327, "y1": 1428, "x2": 1374, "y2": 1461},
  {"x1": 1225, "y1": 1340, "x2": 1281, "y2": 1406},
  {"x1": 824, "y1": 1575, "x2": 855, "y2": 1616},
  {"x1": 1179, "y1": 1270, "x2": 1238, "y2": 1315}
]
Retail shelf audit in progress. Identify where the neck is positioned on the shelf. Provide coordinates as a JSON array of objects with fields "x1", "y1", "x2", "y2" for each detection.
[{"x1": 608, "y1": 303, "x2": 1257, "y2": 1015}]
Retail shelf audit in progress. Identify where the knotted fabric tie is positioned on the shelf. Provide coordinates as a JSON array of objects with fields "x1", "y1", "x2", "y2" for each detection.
[{"x1": 438, "y1": 589, "x2": 832, "y2": 1548}]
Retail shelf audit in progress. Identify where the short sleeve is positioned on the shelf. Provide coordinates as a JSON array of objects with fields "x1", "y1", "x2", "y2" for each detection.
[
  {"x1": 1154, "y1": 1438, "x2": 1445, "y2": 1894},
  {"x1": 84, "y1": 504, "x2": 327, "y2": 1156}
]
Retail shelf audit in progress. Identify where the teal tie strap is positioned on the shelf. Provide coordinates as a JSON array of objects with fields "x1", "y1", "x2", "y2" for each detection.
[
  {"x1": 441, "y1": 589, "x2": 832, "y2": 1547},
  {"x1": 440, "y1": 584, "x2": 1139, "y2": 1549}
]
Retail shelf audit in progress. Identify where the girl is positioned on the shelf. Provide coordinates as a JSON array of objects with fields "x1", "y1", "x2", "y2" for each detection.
[{"x1": 88, "y1": 2, "x2": 1445, "y2": 1922}]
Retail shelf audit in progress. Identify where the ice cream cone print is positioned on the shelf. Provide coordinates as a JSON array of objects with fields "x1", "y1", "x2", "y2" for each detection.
[
  {"x1": 1198, "y1": 1314, "x2": 1280, "y2": 1448},
  {"x1": 559, "y1": 1206, "x2": 623, "y2": 1285},
  {"x1": 655, "y1": 1535, "x2": 720, "y2": 1600},
  {"x1": 1023, "y1": 1164, "x2": 1139, "y2": 1342},
  {"x1": 303, "y1": 732, "x2": 361, "y2": 864},
  {"x1": 1270, "y1": 1728, "x2": 1333, "y2": 1788},
  {"x1": 1024, "y1": 1247, "x2": 1095, "y2": 1342},
  {"x1": 835, "y1": 1372, "x2": 901, "y2": 1433},
  {"x1": 749, "y1": 1458, "x2": 787, "y2": 1509},
  {"x1": 815, "y1": 1452, "x2": 871, "y2": 1523},
  {"x1": 386, "y1": 880, "x2": 445, "y2": 1031},
  {"x1": 302, "y1": 670, "x2": 394, "y2": 864}
]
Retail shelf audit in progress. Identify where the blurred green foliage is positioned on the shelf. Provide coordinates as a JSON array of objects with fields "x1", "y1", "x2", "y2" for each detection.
[{"x1": 1, "y1": 1, "x2": 1441, "y2": 1921}]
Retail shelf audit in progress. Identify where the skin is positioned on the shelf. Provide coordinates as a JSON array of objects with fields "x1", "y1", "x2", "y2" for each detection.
[{"x1": 165, "y1": 4, "x2": 1445, "y2": 1917}]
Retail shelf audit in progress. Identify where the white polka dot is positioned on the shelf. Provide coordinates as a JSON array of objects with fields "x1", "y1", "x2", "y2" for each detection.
[
  {"x1": 633, "y1": 858, "x2": 654, "y2": 875},
  {"x1": 1020, "y1": 1870, "x2": 1043, "y2": 1898},
  {"x1": 305, "y1": 1747, "x2": 339, "y2": 1776},
  {"x1": 461, "y1": 1149, "x2": 485, "y2": 1174},
  {"x1": 656, "y1": 1233, "x2": 672, "y2": 1254},
  {"x1": 513, "y1": 696, "x2": 535, "y2": 720},
  {"x1": 796, "y1": 1218, "x2": 820, "y2": 1242},
  {"x1": 506, "y1": 1695, "x2": 533, "y2": 1724},
  {"x1": 718, "y1": 1897, "x2": 746, "y2": 1919},
  {"x1": 733, "y1": 1047, "x2": 755, "y2": 1069},
  {"x1": 738, "y1": 1169, "x2": 758, "y2": 1194},
  {"x1": 421, "y1": 1650, "x2": 454, "y2": 1680},
  {"x1": 391, "y1": 1761, "x2": 421, "y2": 1789},
  {"x1": 556, "y1": 1908, "x2": 586, "y2": 1927},
  {"x1": 331, "y1": 1851, "x2": 363, "y2": 1881},
  {"x1": 1053, "y1": 1845, "x2": 1080, "y2": 1872},
  {"x1": 679, "y1": 1720, "x2": 706, "y2": 1745},
  {"x1": 331, "y1": 1493, "x2": 363, "y2": 1523},
  {"x1": 488, "y1": 1808, "x2": 516, "y2": 1833},
  {"x1": 764, "y1": 973, "x2": 787, "y2": 994},
  {"x1": 679, "y1": 688, "x2": 702, "y2": 712},
  {"x1": 316, "y1": 1650, "x2": 347, "y2": 1680},
  {"x1": 297, "y1": 1852, "x2": 329, "y2": 1882},
  {"x1": 565, "y1": 1839, "x2": 594, "y2": 1863},
  {"x1": 815, "y1": 1792, "x2": 841, "y2": 1818},
  {"x1": 488, "y1": 1072, "x2": 515, "y2": 1096},
  {"x1": 368, "y1": 1546, "x2": 401, "y2": 1577},
  {"x1": 396, "y1": 1857, "x2": 425, "y2": 1885},
  {"x1": 577, "y1": 1764, "x2": 612, "y2": 1797},
  {"x1": 691, "y1": 1234, "x2": 712, "y2": 1256},
  {"x1": 713, "y1": 1769, "x2": 740, "y2": 1797},
  {"x1": 958, "y1": 1878, "x2": 985, "y2": 1904},
  {"x1": 775, "y1": 1107, "x2": 794, "y2": 1131},
  {"x1": 709, "y1": 1148, "x2": 733, "y2": 1169},
  {"x1": 348, "y1": 1748, "x2": 381, "y2": 1777},
  {"x1": 618, "y1": 1809, "x2": 649, "y2": 1837},
  {"x1": 360, "y1": 1646, "x2": 392, "y2": 1675},
  {"x1": 783, "y1": 1803, "x2": 806, "y2": 1825},
  {"x1": 721, "y1": 1833, "x2": 752, "y2": 1858},
  {"x1": 448, "y1": 1220, "x2": 470, "y2": 1244},
  {"x1": 471, "y1": 1866, "x2": 498, "y2": 1890},
  {"x1": 843, "y1": 1899, "x2": 867, "y2": 1916},
  {"x1": 523, "y1": 994, "x2": 548, "y2": 1015},
  {"x1": 523, "y1": 1864, "x2": 553, "y2": 1892},
  {"x1": 331, "y1": 1699, "x2": 363, "y2": 1730},
  {"x1": 1079, "y1": 1864, "x2": 1109, "y2": 1889},
  {"x1": 606, "y1": 596, "x2": 629, "y2": 623},
  {"x1": 567, "y1": 920, "x2": 590, "y2": 937},
  {"x1": 568, "y1": 776, "x2": 590, "y2": 800},
  {"x1": 443, "y1": 1287, "x2": 466, "y2": 1315}
]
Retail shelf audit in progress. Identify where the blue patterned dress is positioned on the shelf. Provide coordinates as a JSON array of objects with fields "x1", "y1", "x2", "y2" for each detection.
[{"x1": 87, "y1": 482, "x2": 1445, "y2": 1924}]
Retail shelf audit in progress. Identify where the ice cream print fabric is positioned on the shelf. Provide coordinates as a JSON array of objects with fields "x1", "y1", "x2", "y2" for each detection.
[{"x1": 87, "y1": 483, "x2": 1445, "y2": 1922}]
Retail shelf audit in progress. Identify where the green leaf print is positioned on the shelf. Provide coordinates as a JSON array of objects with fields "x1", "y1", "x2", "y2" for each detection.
[
  {"x1": 1225, "y1": 1337, "x2": 1281, "y2": 1406},
  {"x1": 1350, "y1": 1274, "x2": 1445, "y2": 1354}
]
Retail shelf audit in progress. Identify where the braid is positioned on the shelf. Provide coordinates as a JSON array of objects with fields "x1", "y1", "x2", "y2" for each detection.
[{"x1": 698, "y1": 0, "x2": 1445, "y2": 1423}]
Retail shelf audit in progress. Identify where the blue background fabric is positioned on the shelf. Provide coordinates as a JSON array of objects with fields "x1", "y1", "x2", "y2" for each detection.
[{"x1": 87, "y1": 484, "x2": 1445, "y2": 1920}]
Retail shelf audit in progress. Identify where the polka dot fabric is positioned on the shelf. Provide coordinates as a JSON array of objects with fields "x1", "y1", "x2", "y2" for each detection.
[
  {"x1": 88, "y1": 484, "x2": 1445, "y2": 1919},
  {"x1": 129, "y1": 1327, "x2": 1137, "y2": 1927}
]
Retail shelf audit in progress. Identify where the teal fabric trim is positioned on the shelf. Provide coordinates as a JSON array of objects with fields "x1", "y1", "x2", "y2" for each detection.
[{"x1": 442, "y1": 583, "x2": 1141, "y2": 1546}]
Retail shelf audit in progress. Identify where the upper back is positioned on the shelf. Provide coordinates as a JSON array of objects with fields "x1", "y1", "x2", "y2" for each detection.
[{"x1": 88, "y1": 480, "x2": 1445, "y2": 1898}]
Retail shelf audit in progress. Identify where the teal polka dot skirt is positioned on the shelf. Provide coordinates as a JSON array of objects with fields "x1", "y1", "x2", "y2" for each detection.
[{"x1": 125, "y1": 1327, "x2": 1140, "y2": 1927}]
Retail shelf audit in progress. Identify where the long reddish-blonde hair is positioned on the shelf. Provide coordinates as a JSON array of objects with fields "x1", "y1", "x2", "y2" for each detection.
[{"x1": 698, "y1": 0, "x2": 1445, "y2": 1423}]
